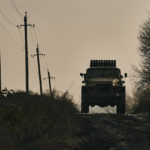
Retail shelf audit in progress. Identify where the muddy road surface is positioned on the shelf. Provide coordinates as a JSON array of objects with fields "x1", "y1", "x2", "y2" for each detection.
[{"x1": 79, "y1": 113, "x2": 150, "y2": 150}]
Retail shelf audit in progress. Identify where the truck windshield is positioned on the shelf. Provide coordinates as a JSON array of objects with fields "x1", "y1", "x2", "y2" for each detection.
[{"x1": 87, "y1": 68, "x2": 120, "y2": 78}]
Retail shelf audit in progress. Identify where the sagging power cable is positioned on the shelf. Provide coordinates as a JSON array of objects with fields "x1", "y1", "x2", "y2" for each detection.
[
  {"x1": 9, "y1": 0, "x2": 23, "y2": 21},
  {"x1": 0, "y1": 9, "x2": 16, "y2": 26},
  {"x1": 0, "y1": 21, "x2": 23, "y2": 49}
]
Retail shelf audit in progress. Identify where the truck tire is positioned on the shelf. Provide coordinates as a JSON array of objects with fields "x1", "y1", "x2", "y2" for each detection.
[
  {"x1": 81, "y1": 102, "x2": 89, "y2": 113},
  {"x1": 116, "y1": 95, "x2": 125, "y2": 114}
]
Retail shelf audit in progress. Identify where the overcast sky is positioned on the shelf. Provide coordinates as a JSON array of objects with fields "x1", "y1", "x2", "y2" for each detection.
[{"x1": 0, "y1": 0, "x2": 150, "y2": 104}]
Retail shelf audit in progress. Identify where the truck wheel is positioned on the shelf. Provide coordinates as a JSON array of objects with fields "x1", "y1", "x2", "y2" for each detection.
[
  {"x1": 81, "y1": 102, "x2": 89, "y2": 113},
  {"x1": 116, "y1": 96, "x2": 125, "y2": 114}
]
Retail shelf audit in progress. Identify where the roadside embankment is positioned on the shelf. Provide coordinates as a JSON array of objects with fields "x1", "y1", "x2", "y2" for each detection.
[{"x1": 0, "y1": 92, "x2": 83, "y2": 150}]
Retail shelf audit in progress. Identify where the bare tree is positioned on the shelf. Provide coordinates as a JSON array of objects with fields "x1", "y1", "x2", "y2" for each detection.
[
  {"x1": 131, "y1": 15, "x2": 150, "y2": 112},
  {"x1": 135, "y1": 15, "x2": 150, "y2": 91}
]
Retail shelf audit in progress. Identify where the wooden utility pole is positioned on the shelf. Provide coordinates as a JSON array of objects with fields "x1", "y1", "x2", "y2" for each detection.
[
  {"x1": 17, "y1": 12, "x2": 34, "y2": 94},
  {"x1": 31, "y1": 44, "x2": 44, "y2": 95},
  {"x1": 36, "y1": 44, "x2": 43, "y2": 95},
  {"x1": 0, "y1": 52, "x2": 1, "y2": 94},
  {"x1": 48, "y1": 70, "x2": 52, "y2": 95},
  {"x1": 24, "y1": 12, "x2": 29, "y2": 94},
  {"x1": 46, "y1": 69, "x2": 55, "y2": 96}
]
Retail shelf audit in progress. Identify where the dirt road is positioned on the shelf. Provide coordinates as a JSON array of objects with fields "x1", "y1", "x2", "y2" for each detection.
[{"x1": 79, "y1": 113, "x2": 150, "y2": 150}]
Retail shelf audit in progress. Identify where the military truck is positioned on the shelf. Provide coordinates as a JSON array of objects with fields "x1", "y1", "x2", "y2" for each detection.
[{"x1": 80, "y1": 60, "x2": 127, "y2": 114}]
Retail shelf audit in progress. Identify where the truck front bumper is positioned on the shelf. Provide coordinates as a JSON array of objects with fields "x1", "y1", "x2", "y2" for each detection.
[{"x1": 82, "y1": 93, "x2": 123, "y2": 107}]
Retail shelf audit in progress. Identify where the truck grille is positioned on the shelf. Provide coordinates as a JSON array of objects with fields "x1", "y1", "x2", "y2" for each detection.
[{"x1": 96, "y1": 84, "x2": 111, "y2": 93}]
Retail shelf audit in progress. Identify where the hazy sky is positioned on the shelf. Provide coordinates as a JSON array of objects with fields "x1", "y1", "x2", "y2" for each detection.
[{"x1": 0, "y1": 0, "x2": 150, "y2": 104}]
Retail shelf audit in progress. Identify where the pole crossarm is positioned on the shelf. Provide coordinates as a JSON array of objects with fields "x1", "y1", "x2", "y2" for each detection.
[
  {"x1": 43, "y1": 76, "x2": 55, "y2": 80},
  {"x1": 17, "y1": 24, "x2": 35, "y2": 29},
  {"x1": 31, "y1": 53, "x2": 45, "y2": 57}
]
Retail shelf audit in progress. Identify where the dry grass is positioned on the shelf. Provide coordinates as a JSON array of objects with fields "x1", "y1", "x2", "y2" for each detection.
[{"x1": 0, "y1": 90, "x2": 83, "y2": 150}]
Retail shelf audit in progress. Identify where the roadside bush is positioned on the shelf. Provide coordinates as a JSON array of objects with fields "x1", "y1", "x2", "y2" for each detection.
[
  {"x1": 133, "y1": 90, "x2": 150, "y2": 113},
  {"x1": 0, "y1": 90, "x2": 82, "y2": 150}
]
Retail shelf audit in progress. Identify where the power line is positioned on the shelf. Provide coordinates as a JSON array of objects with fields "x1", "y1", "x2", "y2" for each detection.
[
  {"x1": 10, "y1": 0, "x2": 23, "y2": 18},
  {"x1": 29, "y1": 57, "x2": 38, "y2": 77},
  {"x1": 0, "y1": 21, "x2": 23, "y2": 49},
  {"x1": 0, "y1": 8, "x2": 25, "y2": 48},
  {"x1": 43, "y1": 55, "x2": 49, "y2": 69},
  {"x1": 17, "y1": 28, "x2": 24, "y2": 44},
  {"x1": 29, "y1": 28, "x2": 36, "y2": 48},
  {"x1": 33, "y1": 28, "x2": 38, "y2": 43},
  {"x1": 0, "y1": 7, "x2": 24, "y2": 46},
  {"x1": 9, "y1": 0, "x2": 23, "y2": 20},
  {"x1": 41, "y1": 56, "x2": 47, "y2": 73},
  {"x1": 27, "y1": 16, "x2": 37, "y2": 49},
  {"x1": 0, "y1": 9, "x2": 16, "y2": 26},
  {"x1": 32, "y1": 56, "x2": 38, "y2": 73}
]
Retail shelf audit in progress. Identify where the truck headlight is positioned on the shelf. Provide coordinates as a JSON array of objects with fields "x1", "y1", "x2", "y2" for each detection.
[{"x1": 112, "y1": 79, "x2": 119, "y2": 86}]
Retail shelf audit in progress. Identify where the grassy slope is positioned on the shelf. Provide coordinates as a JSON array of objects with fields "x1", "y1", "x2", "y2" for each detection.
[{"x1": 0, "y1": 91, "x2": 84, "y2": 150}]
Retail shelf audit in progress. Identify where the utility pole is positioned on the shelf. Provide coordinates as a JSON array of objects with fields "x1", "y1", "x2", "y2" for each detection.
[
  {"x1": 31, "y1": 44, "x2": 44, "y2": 95},
  {"x1": 48, "y1": 70, "x2": 52, "y2": 96},
  {"x1": 36, "y1": 44, "x2": 43, "y2": 95},
  {"x1": 0, "y1": 52, "x2": 1, "y2": 95},
  {"x1": 17, "y1": 12, "x2": 34, "y2": 94},
  {"x1": 44, "y1": 69, "x2": 55, "y2": 96}
]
